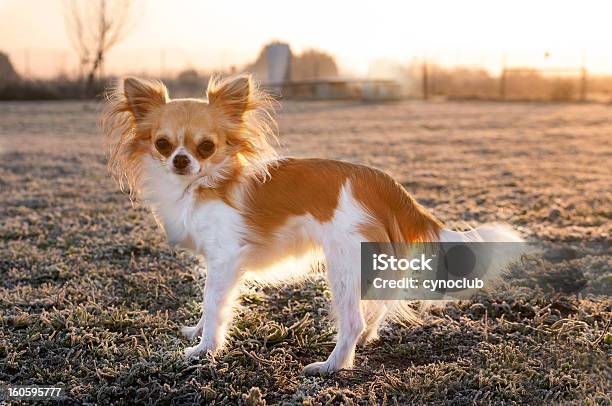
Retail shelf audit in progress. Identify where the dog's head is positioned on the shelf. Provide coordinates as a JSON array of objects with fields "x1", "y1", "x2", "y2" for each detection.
[{"x1": 102, "y1": 74, "x2": 276, "y2": 196}]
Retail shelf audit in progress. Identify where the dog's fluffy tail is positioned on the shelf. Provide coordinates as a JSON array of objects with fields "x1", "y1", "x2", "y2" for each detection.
[
  {"x1": 440, "y1": 223, "x2": 524, "y2": 244},
  {"x1": 387, "y1": 223, "x2": 525, "y2": 324},
  {"x1": 438, "y1": 223, "x2": 525, "y2": 291}
]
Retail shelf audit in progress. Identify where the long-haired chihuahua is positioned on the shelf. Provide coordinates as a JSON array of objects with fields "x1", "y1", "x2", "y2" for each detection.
[{"x1": 102, "y1": 74, "x2": 522, "y2": 375}]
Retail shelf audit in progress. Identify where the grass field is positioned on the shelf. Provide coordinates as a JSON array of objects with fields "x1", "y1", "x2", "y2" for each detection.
[{"x1": 1, "y1": 100, "x2": 610, "y2": 404}]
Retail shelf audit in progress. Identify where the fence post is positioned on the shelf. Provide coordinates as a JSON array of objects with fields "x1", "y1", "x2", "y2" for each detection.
[
  {"x1": 499, "y1": 68, "x2": 506, "y2": 100},
  {"x1": 422, "y1": 62, "x2": 428, "y2": 100},
  {"x1": 580, "y1": 67, "x2": 587, "y2": 102}
]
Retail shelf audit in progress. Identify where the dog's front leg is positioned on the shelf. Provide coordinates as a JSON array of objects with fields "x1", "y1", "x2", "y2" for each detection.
[{"x1": 183, "y1": 258, "x2": 242, "y2": 358}]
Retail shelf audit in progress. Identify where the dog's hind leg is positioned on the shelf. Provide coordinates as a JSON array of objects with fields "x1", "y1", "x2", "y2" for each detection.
[
  {"x1": 303, "y1": 239, "x2": 365, "y2": 376},
  {"x1": 358, "y1": 301, "x2": 388, "y2": 346}
]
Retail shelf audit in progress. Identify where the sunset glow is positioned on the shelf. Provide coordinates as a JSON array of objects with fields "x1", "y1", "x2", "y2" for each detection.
[{"x1": 1, "y1": 0, "x2": 612, "y2": 78}]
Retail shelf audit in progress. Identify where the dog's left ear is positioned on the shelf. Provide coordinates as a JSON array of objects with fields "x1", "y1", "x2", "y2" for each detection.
[{"x1": 206, "y1": 74, "x2": 253, "y2": 122}]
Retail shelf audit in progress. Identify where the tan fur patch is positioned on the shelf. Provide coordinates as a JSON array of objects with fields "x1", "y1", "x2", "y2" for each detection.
[{"x1": 241, "y1": 158, "x2": 442, "y2": 244}]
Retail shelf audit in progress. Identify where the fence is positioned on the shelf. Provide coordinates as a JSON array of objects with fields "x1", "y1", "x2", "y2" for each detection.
[
  {"x1": 420, "y1": 62, "x2": 595, "y2": 102},
  {"x1": 500, "y1": 67, "x2": 587, "y2": 101},
  {"x1": 3, "y1": 48, "x2": 611, "y2": 103}
]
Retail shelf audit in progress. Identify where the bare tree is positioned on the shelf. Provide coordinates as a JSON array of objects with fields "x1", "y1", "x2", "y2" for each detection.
[{"x1": 63, "y1": 0, "x2": 135, "y2": 96}]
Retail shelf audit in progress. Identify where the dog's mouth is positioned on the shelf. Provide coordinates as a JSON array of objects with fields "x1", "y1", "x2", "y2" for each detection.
[{"x1": 173, "y1": 168, "x2": 192, "y2": 176}]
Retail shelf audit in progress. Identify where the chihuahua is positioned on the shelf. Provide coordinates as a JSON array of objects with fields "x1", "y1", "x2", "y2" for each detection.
[{"x1": 102, "y1": 74, "x2": 521, "y2": 375}]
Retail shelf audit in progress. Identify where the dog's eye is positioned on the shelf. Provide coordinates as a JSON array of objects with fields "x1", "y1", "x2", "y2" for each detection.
[
  {"x1": 197, "y1": 140, "x2": 215, "y2": 157},
  {"x1": 155, "y1": 138, "x2": 172, "y2": 155}
]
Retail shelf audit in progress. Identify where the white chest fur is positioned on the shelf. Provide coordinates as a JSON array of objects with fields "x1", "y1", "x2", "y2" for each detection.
[{"x1": 140, "y1": 157, "x2": 245, "y2": 258}]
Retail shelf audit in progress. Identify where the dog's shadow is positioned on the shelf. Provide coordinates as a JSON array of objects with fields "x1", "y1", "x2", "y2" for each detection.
[{"x1": 355, "y1": 319, "x2": 486, "y2": 372}]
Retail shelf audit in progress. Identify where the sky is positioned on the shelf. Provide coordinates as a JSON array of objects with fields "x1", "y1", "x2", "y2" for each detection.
[{"x1": 1, "y1": 0, "x2": 612, "y2": 78}]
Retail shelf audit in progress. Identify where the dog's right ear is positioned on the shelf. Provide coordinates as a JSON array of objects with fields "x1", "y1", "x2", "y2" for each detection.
[{"x1": 123, "y1": 77, "x2": 168, "y2": 121}]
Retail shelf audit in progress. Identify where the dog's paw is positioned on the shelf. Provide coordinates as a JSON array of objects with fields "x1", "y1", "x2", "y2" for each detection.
[
  {"x1": 180, "y1": 325, "x2": 202, "y2": 340},
  {"x1": 183, "y1": 344, "x2": 207, "y2": 358},
  {"x1": 183, "y1": 339, "x2": 220, "y2": 358},
  {"x1": 302, "y1": 361, "x2": 337, "y2": 376}
]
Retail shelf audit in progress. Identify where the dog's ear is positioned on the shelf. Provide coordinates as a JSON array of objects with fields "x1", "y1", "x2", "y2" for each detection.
[
  {"x1": 123, "y1": 77, "x2": 168, "y2": 121},
  {"x1": 206, "y1": 74, "x2": 253, "y2": 122}
]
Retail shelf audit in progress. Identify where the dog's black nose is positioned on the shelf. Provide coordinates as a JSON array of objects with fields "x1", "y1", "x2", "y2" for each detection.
[{"x1": 173, "y1": 154, "x2": 190, "y2": 170}]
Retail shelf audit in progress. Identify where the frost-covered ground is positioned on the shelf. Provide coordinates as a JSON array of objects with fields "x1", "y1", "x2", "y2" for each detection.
[{"x1": 0, "y1": 100, "x2": 610, "y2": 404}]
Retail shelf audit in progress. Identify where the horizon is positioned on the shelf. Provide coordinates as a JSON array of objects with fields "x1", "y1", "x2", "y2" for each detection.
[{"x1": 2, "y1": 0, "x2": 612, "y2": 79}]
